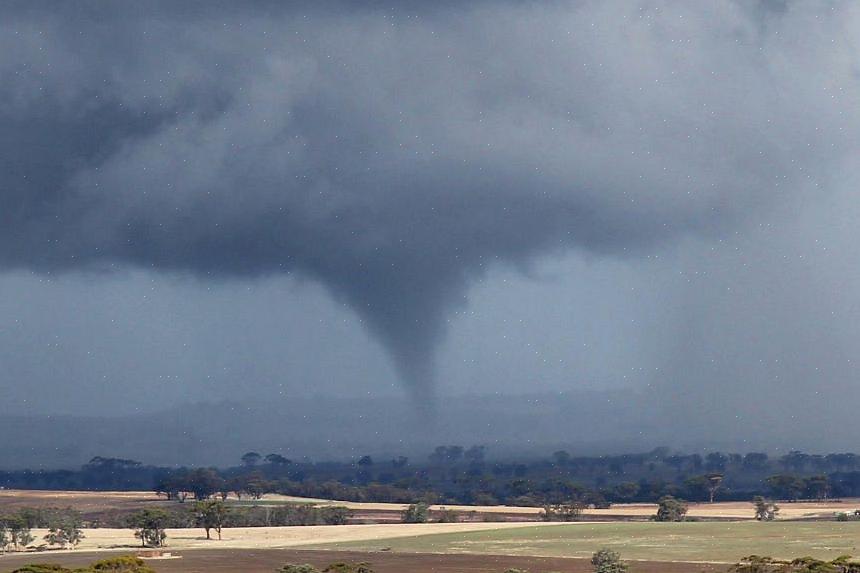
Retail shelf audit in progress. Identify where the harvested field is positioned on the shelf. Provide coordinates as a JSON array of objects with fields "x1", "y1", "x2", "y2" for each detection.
[
  {"x1": 3, "y1": 490, "x2": 857, "y2": 523},
  {"x1": 14, "y1": 522, "x2": 570, "y2": 551},
  {"x1": 226, "y1": 495, "x2": 860, "y2": 521},
  {"x1": 0, "y1": 548, "x2": 724, "y2": 573}
]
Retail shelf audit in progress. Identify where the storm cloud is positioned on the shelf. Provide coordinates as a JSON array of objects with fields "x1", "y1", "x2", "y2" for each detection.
[{"x1": 2, "y1": 1, "x2": 859, "y2": 402}]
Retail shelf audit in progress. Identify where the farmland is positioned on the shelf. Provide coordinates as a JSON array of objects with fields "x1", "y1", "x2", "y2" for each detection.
[
  {"x1": 2, "y1": 492, "x2": 860, "y2": 572},
  {"x1": 307, "y1": 520, "x2": 860, "y2": 563}
]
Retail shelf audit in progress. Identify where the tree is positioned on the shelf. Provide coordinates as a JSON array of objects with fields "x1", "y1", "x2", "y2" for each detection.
[
  {"x1": 654, "y1": 496, "x2": 688, "y2": 522},
  {"x1": 242, "y1": 472, "x2": 272, "y2": 499},
  {"x1": 706, "y1": 473, "x2": 724, "y2": 503},
  {"x1": 765, "y1": 475, "x2": 805, "y2": 501},
  {"x1": 806, "y1": 475, "x2": 830, "y2": 501},
  {"x1": 401, "y1": 502, "x2": 430, "y2": 523},
  {"x1": 2, "y1": 515, "x2": 34, "y2": 551},
  {"x1": 266, "y1": 453, "x2": 291, "y2": 466},
  {"x1": 44, "y1": 510, "x2": 84, "y2": 549},
  {"x1": 683, "y1": 475, "x2": 710, "y2": 501},
  {"x1": 128, "y1": 509, "x2": 168, "y2": 547},
  {"x1": 541, "y1": 501, "x2": 585, "y2": 522},
  {"x1": 752, "y1": 496, "x2": 779, "y2": 521},
  {"x1": 592, "y1": 549, "x2": 628, "y2": 573},
  {"x1": 0, "y1": 523, "x2": 7, "y2": 554},
  {"x1": 705, "y1": 452, "x2": 728, "y2": 472},
  {"x1": 465, "y1": 445, "x2": 486, "y2": 464},
  {"x1": 241, "y1": 451, "x2": 262, "y2": 467},
  {"x1": 186, "y1": 468, "x2": 223, "y2": 501},
  {"x1": 743, "y1": 453, "x2": 769, "y2": 471},
  {"x1": 194, "y1": 500, "x2": 228, "y2": 540},
  {"x1": 612, "y1": 482, "x2": 640, "y2": 502},
  {"x1": 552, "y1": 450, "x2": 571, "y2": 467}
]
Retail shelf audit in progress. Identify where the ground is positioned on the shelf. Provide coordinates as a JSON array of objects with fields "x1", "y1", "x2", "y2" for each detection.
[
  {"x1": 2, "y1": 491, "x2": 860, "y2": 572},
  {"x1": 306, "y1": 521, "x2": 860, "y2": 563},
  {"x1": 0, "y1": 549, "x2": 721, "y2": 573}
]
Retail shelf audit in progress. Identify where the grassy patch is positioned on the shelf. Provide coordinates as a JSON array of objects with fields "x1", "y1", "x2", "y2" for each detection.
[{"x1": 306, "y1": 521, "x2": 860, "y2": 563}]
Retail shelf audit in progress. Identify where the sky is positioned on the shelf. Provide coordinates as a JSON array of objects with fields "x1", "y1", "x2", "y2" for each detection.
[{"x1": 3, "y1": 1, "x2": 860, "y2": 456}]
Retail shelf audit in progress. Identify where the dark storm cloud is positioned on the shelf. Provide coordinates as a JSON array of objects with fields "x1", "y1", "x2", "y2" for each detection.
[{"x1": 2, "y1": 1, "x2": 858, "y2": 398}]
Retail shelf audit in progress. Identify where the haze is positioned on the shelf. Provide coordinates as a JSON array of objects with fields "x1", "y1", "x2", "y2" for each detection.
[{"x1": 2, "y1": 1, "x2": 860, "y2": 466}]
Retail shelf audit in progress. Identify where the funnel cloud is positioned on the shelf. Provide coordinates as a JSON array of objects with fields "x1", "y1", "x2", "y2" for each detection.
[{"x1": 2, "y1": 1, "x2": 860, "y2": 422}]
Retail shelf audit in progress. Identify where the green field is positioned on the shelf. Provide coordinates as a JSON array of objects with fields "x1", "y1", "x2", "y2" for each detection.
[{"x1": 308, "y1": 522, "x2": 860, "y2": 563}]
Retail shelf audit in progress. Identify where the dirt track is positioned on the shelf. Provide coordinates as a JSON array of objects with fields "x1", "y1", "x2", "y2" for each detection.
[{"x1": 0, "y1": 548, "x2": 724, "y2": 573}]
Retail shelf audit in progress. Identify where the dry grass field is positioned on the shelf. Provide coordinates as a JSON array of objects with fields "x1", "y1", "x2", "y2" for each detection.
[
  {"x1": 3, "y1": 489, "x2": 858, "y2": 521},
  {"x1": 3, "y1": 491, "x2": 860, "y2": 572}
]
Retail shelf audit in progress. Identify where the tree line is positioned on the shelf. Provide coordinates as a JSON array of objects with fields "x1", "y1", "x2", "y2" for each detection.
[{"x1": 4, "y1": 447, "x2": 860, "y2": 509}]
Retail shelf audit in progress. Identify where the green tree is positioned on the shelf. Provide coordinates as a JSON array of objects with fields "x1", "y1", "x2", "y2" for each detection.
[
  {"x1": 241, "y1": 451, "x2": 262, "y2": 467},
  {"x1": 194, "y1": 499, "x2": 228, "y2": 540},
  {"x1": 591, "y1": 548, "x2": 628, "y2": 573},
  {"x1": 266, "y1": 453, "x2": 291, "y2": 466},
  {"x1": 765, "y1": 475, "x2": 805, "y2": 501},
  {"x1": 683, "y1": 475, "x2": 710, "y2": 501},
  {"x1": 806, "y1": 475, "x2": 830, "y2": 501},
  {"x1": 401, "y1": 502, "x2": 430, "y2": 523},
  {"x1": 44, "y1": 510, "x2": 85, "y2": 549},
  {"x1": 128, "y1": 509, "x2": 168, "y2": 547},
  {"x1": 186, "y1": 468, "x2": 224, "y2": 501},
  {"x1": 654, "y1": 496, "x2": 688, "y2": 522},
  {"x1": 752, "y1": 496, "x2": 779, "y2": 521},
  {"x1": 612, "y1": 482, "x2": 640, "y2": 502},
  {"x1": 3, "y1": 515, "x2": 34, "y2": 551}
]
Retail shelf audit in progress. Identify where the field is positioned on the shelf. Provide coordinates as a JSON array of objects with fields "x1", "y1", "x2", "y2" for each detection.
[
  {"x1": 3, "y1": 491, "x2": 860, "y2": 572},
  {"x1": 307, "y1": 521, "x2": 860, "y2": 563}
]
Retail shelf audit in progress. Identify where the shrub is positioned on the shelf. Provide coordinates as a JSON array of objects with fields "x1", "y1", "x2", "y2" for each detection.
[
  {"x1": 654, "y1": 496, "x2": 688, "y2": 522},
  {"x1": 591, "y1": 549, "x2": 628, "y2": 573},
  {"x1": 11, "y1": 556, "x2": 155, "y2": 573},
  {"x1": 322, "y1": 563, "x2": 374, "y2": 573},
  {"x1": 320, "y1": 506, "x2": 352, "y2": 525},
  {"x1": 401, "y1": 503, "x2": 430, "y2": 524},
  {"x1": 278, "y1": 565, "x2": 320, "y2": 573}
]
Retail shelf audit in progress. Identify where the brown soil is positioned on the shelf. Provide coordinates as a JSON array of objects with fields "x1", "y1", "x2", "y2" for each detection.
[{"x1": 0, "y1": 548, "x2": 725, "y2": 573}]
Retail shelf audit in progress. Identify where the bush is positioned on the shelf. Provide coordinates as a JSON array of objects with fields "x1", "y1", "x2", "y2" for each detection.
[
  {"x1": 278, "y1": 566, "x2": 320, "y2": 573},
  {"x1": 322, "y1": 563, "x2": 374, "y2": 573},
  {"x1": 11, "y1": 556, "x2": 155, "y2": 573},
  {"x1": 654, "y1": 496, "x2": 688, "y2": 522},
  {"x1": 320, "y1": 506, "x2": 352, "y2": 525},
  {"x1": 401, "y1": 503, "x2": 430, "y2": 524},
  {"x1": 591, "y1": 549, "x2": 628, "y2": 573},
  {"x1": 11, "y1": 566, "x2": 74, "y2": 573}
]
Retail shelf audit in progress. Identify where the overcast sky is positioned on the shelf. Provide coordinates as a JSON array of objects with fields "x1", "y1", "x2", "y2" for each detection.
[{"x1": 3, "y1": 1, "x2": 860, "y2": 449}]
